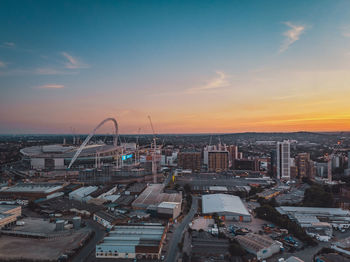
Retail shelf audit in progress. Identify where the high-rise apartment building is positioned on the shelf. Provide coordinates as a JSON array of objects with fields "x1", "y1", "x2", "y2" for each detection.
[
  {"x1": 208, "y1": 151, "x2": 229, "y2": 172},
  {"x1": 294, "y1": 152, "x2": 316, "y2": 180},
  {"x1": 228, "y1": 145, "x2": 239, "y2": 160},
  {"x1": 177, "y1": 150, "x2": 201, "y2": 172},
  {"x1": 204, "y1": 143, "x2": 229, "y2": 172},
  {"x1": 277, "y1": 140, "x2": 291, "y2": 180}
]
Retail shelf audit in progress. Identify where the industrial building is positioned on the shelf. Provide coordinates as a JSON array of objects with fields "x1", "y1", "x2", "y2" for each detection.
[
  {"x1": 235, "y1": 233, "x2": 281, "y2": 260},
  {"x1": 0, "y1": 205, "x2": 21, "y2": 228},
  {"x1": 93, "y1": 210, "x2": 128, "y2": 229},
  {"x1": 190, "y1": 185, "x2": 250, "y2": 196},
  {"x1": 157, "y1": 202, "x2": 181, "y2": 219},
  {"x1": 132, "y1": 184, "x2": 182, "y2": 210},
  {"x1": 69, "y1": 186, "x2": 98, "y2": 202},
  {"x1": 96, "y1": 224, "x2": 167, "y2": 259},
  {"x1": 0, "y1": 183, "x2": 64, "y2": 200},
  {"x1": 201, "y1": 194, "x2": 251, "y2": 222},
  {"x1": 276, "y1": 206, "x2": 350, "y2": 236}
]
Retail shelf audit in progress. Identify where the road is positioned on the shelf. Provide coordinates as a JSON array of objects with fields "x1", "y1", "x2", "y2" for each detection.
[
  {"x1": 166, "y1": 196, "x2": 199, "y2": 262},
  {"x1": 72, "y1": 219, "x2": 106, "y2": 262},
  {"x1": 163, "y1": 171, "x2": 173, "y2": 187}
]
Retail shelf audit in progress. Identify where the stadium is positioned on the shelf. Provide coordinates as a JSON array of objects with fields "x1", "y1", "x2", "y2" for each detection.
[
  {"x1": 19, "y1": 117, "x2": 136, "y2": 170},
  {"x1": 20, "y1": 144, "x2": 120, "y2": 170}
]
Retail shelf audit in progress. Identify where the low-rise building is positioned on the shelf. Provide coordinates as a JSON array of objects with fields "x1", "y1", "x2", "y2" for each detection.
[
  {"x1": 202, "y1": 194, "x2": 251, "y2": 222},
  {"x1": 157, "y1": 202, "x2": 181, "y2": 219},
  {"x1": 235, "y1": 233, "x2": 281, "y2": 260},
  {"x1": 96, "y1": 224, "x2": 167, "y2": 259},
  {"x1": 93, "y1": 210, "x2": 128, "y2": 229},
  {"x1": 132, "y1": 184, "x2": 182, "y2": 210},
  {"x1": 69, "y1": 186, "x2": 98, "y2": 202},
  {"x1": 276, "y1": 206, "x2": 350, "y2": 230},
  {"x1": 0, "y1": 183, "x2": 64, "y2": 200},
  {"x1": 0, "y1": 205, "x2": 21, "y2": 228}
]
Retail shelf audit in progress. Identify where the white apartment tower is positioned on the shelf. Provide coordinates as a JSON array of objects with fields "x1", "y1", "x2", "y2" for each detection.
[{"x1": 277, "y1": 140, "x2": 291, "y2": 180}]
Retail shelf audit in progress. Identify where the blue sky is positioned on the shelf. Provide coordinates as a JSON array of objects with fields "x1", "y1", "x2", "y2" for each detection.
[{"x1": 1, "y1": 0, "x2": 350, "y2": 133}]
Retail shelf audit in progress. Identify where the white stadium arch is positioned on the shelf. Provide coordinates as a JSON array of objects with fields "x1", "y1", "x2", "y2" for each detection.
[{"x1": 67, "y1": 117, "x2": 119, "y2": 169}]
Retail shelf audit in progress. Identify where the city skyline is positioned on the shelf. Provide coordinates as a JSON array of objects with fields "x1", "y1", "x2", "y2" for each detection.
[{"x1": 1, "y1": 0, "x2": 350, "y2": 134}]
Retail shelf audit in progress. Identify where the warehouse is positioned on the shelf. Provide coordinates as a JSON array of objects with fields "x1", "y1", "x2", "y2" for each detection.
[
  {"x1": 0, "y1": 205, "x2": 22, "y2": 228},
  {"x1": 276, "y1": 206, "x2": 350, "y2": 229},
  {"x1": 132, "y1": 184, "x2": 182, "y2": 210},
  {"x1": 235, "y1": 233, "x2": 281, "y2": 260},
  {"x1": 95, "y1": 224, "x2": 167, "y2": 259},
  {"x1": 157, "y1": 202, "x2": 181, "y2": 219},
  {"x1": 69, "y1": 186, "x2": 98, "y2": 202},
  {"x1": 0, "y1": 183, "x2": 64, "y2": 200},
  {"x1": 202, "y1": 194, "x2": 251, "y2": 222},
  {"x1": 93, "y1": 210, "x2": 128, "y2": 229}
]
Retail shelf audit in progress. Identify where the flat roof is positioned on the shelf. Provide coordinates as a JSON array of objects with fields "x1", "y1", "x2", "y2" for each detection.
[
  {"x1": 69, "y1": 186, "x2": 98, "y2": 198},
  {"x1": 132, "y1": 184, "x2": 182, "y2": 208},
  {"x1": 158, "y1": 202, "x2": 180, "y2": 209},
  {"x1": 277, "y1": 206, "x2": 350, "y2": 216},
  {"x1": 202, "y1": 194, "x2": 250, "y2": 216},
  {"x1": 209, "y1": 186, "x2": 228, "y2": 191},
  {"x1": 0, "y1": 183, "x2": 63, "y2": 194}
]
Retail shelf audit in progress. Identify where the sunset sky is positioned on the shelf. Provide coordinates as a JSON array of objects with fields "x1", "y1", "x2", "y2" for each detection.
[{"x1": 1, "y1": 0, "x2": 350, "y2": 134}]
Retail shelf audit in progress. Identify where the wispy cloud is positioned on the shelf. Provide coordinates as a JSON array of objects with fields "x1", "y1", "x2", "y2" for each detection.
[
  {"x1": 0, "y1": 42, "x2": 15, "y2": 48},
  {"x1": 279, "y1": 22, "x2": 305, "y2": 53},
  {"x1": 61, "y1": 52, "x2": 89, "y2": 69},
  {"x1": 0, "y1": 61, "x2": 6, "y2": 68},
  {"x1": 35, "y1": 68, "x2": 75, "y2": 75},
  {"x1": 341, "y1": 26, "x2": 350, "y2": 38},
  {"x1": 186, "y1": 71, "x2": 230, "y2": 94},
  {"x1": 37, "y1": 84, "x2": 65, "y2": 89}
]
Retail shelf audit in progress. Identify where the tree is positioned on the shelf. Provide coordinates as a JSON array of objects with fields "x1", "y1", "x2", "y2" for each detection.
[
  {"x1": 303, "y1": 184, "x2": 334, "y2": 207},
  {"x1": 184, "y1": 183, "x2": 191, "y2": 194},
  {"x1": 229, "y1": 241, "x2": 246, "y2": 256}
]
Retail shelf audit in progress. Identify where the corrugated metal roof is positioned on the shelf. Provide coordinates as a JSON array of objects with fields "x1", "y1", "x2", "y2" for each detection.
[
  {"x1": 278, "y1": 206, "x2": 350, "y2": 216},
  {"x1": 202, "y1": 194, "x2": 250, "y2": 216},
  {"x1": 96, "y1": 224, "x2": 165, "y2": 254}
]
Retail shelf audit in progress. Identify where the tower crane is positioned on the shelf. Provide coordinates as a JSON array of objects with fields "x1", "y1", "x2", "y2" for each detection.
[
  {"x1": 327, "y1": 141, "x2": 342, "y2": 183},
  {"x1": 135, "y1": 128, "x2": 141, "y2": 165},
  {"x1": 148, "y1": 116, "x2": 158, "y2": 183}
]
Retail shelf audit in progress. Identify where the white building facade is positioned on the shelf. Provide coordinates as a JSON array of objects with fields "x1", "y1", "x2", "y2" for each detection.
[{"x1": 277, "y1": 140, "x2": 291, "y2": 180}]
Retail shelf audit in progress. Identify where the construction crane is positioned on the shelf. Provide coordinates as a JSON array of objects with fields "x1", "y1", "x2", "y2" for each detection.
[
  {"x1": 148, "y1": 116, "x2": 158, "y2": 183},
  {"x1": 135, "y1": 128, "x2": 141, "y2": 165},
  {"x1": 327, "y1": 141, "x2": 342, "y2": 183}
]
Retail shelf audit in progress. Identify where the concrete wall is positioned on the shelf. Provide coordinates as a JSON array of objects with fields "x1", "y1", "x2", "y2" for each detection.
[
  {"x1": 256, "y1": 243, "x2": 280, "y2": 260},
  {"x1": 31, "y1": 158, "x2": 45, "y2": 169},
  {"x1": 54, "y1": 158, "x2": 65, "y2": 169},
  {"x1": 157, "y1": 204, "x2": 181, "y2": 219}
]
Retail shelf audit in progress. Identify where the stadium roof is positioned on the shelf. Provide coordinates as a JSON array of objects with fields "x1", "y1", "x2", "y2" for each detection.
[
  {"x1": 202, "y1": 194, "x2": 250, "y2": 216},
  {"x1": 20, "y1": 144, "x2": 116, "y2": 158}
]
